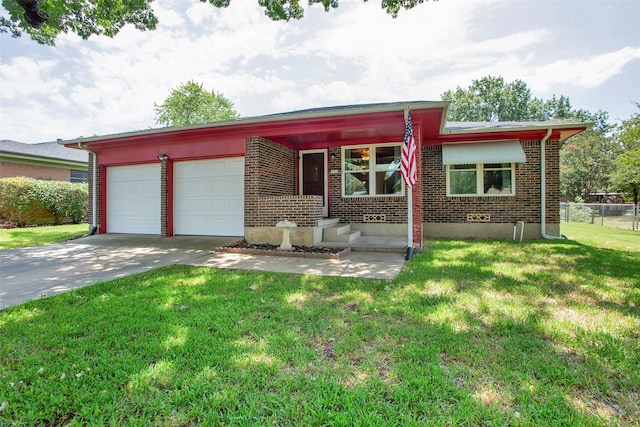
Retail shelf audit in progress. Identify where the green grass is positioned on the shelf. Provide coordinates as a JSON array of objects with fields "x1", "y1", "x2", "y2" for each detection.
[
  {"x1": 562, "y1": 222, "x2": 639, "y2": 252},
  {"x1": 0, "y1": 224, "x2": 89, "y2": 250},
  {"x1": 1, "y1": 226, "x2": 638, "y2": 426}
]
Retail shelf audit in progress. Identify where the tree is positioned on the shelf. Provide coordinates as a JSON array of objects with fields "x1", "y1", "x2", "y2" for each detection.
[
  {"x1": 1, "y1": 0, "x2": 159, "y2": 45},
  {"x1": 154, "y1": 81, "x2": 239, "y2": 127},
  {"x1": 1, "y1": 0, "x2": 433, "y2": 45},
  {"x1": 442, "y1": 76, "x2": 548, "y2": 122},
  {"x1": 610, "y1": 104, "x2": 640, "y2": 204},
  {"x1": 440, "y1": 75, "x2": 619, "y2": 202},
  {"x1": 560, "y1": 130, "x2": 620, "y2": 201},
  {"x1": 441, "y1": 75, "x2": 611, "y2": 132}
]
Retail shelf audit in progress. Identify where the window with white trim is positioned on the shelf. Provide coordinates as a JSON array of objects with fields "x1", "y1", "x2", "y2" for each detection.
[
  {"x1": 343, "y1": 144, "x2": 404, "y2": 197},
  {"x1": 447, "y1": 163, "x2": 515, "y2": 196}
]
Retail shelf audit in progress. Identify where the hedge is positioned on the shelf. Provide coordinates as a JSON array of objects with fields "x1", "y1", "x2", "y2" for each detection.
[{"x1": 0, "y1": 177, "x2": 88, "y2": 227}]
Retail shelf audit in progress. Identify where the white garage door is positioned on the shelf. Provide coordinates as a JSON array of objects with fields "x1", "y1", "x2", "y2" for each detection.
[
  {"x1": 174, "y1": 158, "x2": 244, "y2": 236},
  {"x1": 107, "y1": 164, "x2": 160, "y2": 234}
]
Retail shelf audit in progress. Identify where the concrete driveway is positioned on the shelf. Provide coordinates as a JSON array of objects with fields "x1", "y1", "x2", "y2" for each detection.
[{"x1": 0, "y1": 234, "x2": 406, "y2": 309}]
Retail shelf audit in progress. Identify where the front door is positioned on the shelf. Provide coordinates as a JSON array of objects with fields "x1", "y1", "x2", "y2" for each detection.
[{"x1": 300, "y1": 150, "x2": 328, "y2": 217}]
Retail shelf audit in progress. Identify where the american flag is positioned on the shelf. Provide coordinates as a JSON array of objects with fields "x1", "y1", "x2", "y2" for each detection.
[{"x1": 401, "y1": 112, "x2": 417, "y2": 188}]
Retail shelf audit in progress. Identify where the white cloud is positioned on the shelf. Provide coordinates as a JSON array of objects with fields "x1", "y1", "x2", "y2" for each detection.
[
  {"x1": 0, "y1": 57, "x2": 65, "y2": 99},
  {"x1": 528, "y1": 46, "x2": 640, "y2": 91},
  {"x1": 1, "y1": 0, "x2": 639, "y2": 142}
]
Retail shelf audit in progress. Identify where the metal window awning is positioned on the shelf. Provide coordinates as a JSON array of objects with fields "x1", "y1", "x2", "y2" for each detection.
[{"x1": 442, "y1": 140, "x2": 526, "y2": 165}]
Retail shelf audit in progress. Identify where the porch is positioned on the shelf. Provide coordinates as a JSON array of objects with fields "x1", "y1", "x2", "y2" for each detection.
[
  {"x1": 245, "y1": 213, "x2": 408, "y2": 253},
  {"x1": 243, "y1": 137, "x2": 415, "y2": 253},
  {"x1": 315, "y1": 218, "x2": 408, "y2": 253}
]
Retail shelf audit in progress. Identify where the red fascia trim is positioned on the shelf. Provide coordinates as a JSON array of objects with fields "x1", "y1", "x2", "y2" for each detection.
[{"x1": 74, "y1": 108, "x2": 444, "y2": 154}]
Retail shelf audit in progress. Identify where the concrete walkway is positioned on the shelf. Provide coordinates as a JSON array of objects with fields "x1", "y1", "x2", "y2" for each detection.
[{"x1": 0, "y1": 234, "x2": 406, "y2": 309}]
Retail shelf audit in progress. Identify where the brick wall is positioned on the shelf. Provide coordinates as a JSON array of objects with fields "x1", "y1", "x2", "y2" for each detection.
[
  {"x1": 244, "y1": 136, "x2": 297, "y2": 227},
  {"x1": 544, "y1": 140, "x2": 561, "y2": 223},
  {"x1": 87, "y1": 153, "x2": 100, "y2": 231},
  {"x1": 160, "y1": 159, "x2": 168, "y2": 236},
  {"x1": 253, "y1": 195, "x2": 323, "y2": 227},
  {"x1": 0, "y1": 161, "x2": 70, "y2": 181},
  {"x1": 327, "y1": 146, "x2": 408, "y2": 223},
  {"x1": 422, "y1": 139, "x2": 560, "y2": 224}
]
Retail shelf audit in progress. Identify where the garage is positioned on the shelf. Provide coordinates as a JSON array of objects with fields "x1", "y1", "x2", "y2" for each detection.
[
  {"x1": 174, "y1": 157, "x2": 244, "y2": 236},
  {"x1": 107, "y1": 164, "x2": 160, "y2": 234}
]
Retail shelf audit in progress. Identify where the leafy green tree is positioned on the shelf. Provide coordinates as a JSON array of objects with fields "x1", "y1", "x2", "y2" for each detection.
[
  {"x1": 154, "y1": 81, "x2": 239, "y2": 127},
  {"x1": 442, "y1": 76, "x2": 547, "y2": 122},
  {"x1": 1, "y1": 0, "x2": 434, "y2": 45},
  {"x1": 610, "y1": 104, "x2": 640, "y2": 204},
  {"x1": 560, "y1": 130, "x2": 620, "y2": 201},
  {"x1": 1, "y1": 0, "x2": 159, "y2": 45},
  {"x1": 441, "y1": 76, "x2": 611, "y2": 133}
]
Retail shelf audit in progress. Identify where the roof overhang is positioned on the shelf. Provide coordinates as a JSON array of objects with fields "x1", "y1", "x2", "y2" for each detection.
[
  {"x1": 60, "y1": 101, "x2": 591, "y2": 152},
  {"x1": 62, "y1": 101, "x2": 450, "y2": 150},
  {"x1": 438, "y1": 121, "x2": 591, "y2": 144},
  {"x1": 0, "y1": 152, "x2": 88, "y2": 170}
]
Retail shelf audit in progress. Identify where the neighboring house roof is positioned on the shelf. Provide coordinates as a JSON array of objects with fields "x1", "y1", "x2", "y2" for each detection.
[{"x1": 1, "y1": 140, "x2": 88, "y2": 169}]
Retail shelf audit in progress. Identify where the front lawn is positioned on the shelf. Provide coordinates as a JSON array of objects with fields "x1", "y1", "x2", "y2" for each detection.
[
  {"x1": 1, "y1": 225, "x2": 638, "y2": 426},
  {"x1": 0, "y1": 224, "x2": 88, "y2": 250}
]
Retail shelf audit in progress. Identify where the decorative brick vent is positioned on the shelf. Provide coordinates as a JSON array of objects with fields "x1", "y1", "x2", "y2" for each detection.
[
  {"x1": 363, "y1": 214, "x2": 386, "y2": 222},
  {"x1": 467, "y1": 213, "x2": 491, "y2": 222}
]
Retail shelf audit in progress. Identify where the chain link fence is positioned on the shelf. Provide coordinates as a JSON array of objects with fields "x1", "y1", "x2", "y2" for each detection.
[{"x1": 560, "y1": 202, "x2": 639, "y2": 230}]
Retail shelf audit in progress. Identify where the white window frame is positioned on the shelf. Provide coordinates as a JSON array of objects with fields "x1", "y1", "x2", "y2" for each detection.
[
  {"x1": 342, "y1": 143, "x2": 405, "y2": 198},
  {"x1": 446, "y1": 162, "x2": 516, "y2": 197}
]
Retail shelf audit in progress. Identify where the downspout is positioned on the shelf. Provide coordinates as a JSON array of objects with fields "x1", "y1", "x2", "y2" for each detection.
[
  {"x1": 78, "y1": 142, "x2": 98, "y2": 235},
  {"x1": 540, "y1": 128, "x2": 565, "y2": 240}
]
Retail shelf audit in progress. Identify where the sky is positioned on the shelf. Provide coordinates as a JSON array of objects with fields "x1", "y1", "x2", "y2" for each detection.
[{"x1": 1, "y1": 0, "x2": 639, "y2": 144}]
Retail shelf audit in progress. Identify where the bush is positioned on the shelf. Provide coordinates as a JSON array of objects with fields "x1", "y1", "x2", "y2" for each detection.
[
  {"x1": 566, "y1": 202, "x2": 594, "y2": 223},
  {"x1": 0, "y1": 178, "x2": 88, "y2": 227},
  {"x1": 0, "y1": 178, "x2": 44, "y2": 227}
]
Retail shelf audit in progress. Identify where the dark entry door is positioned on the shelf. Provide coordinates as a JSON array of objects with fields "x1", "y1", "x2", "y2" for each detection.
[{"x1": 300, "y1": 150, "x2": 328, "y2": 217}]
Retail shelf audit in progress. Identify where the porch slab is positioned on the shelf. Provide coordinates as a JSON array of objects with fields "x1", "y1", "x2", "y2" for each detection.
[
  {"x1": 195, "y1": 251, "x2": 405, "y2": 280},
  {"x1": 319, "y1": 235, "x2": 409, "y2": 253}
]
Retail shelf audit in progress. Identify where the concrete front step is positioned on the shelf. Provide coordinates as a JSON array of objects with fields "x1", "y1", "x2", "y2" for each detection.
[
  {"x1": 323, "y1": 224, "x2": 362, "y2": 242},
  {"x1": 318, "y1": 235, "x2": 409, "y2": 253},
  {"x1": 317, "y1": 218, "x2": 340, "y2": 228},
  {"x1": 317, "y1": 219, "x2": 408, "y2": 253}
]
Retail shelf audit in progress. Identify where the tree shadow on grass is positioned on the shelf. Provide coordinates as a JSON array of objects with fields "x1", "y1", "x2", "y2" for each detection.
[
  {"x1": 418, "y1": 238, "x2": 639, "y2": 315},
  {"x1": 1, "y1": 253, "x2": 638, "y2": 425}
]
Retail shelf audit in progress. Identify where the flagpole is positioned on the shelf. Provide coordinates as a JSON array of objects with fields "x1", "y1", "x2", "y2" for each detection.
[
  {"x1": 404, "y1": 108, "x2": 414, "y2": 261},
  {"x1": 407, "y1": 178, "x2": 413, "y2": 259}
]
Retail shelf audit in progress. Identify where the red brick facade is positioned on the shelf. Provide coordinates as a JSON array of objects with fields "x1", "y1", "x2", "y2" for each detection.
[
  {"x1": 422, "y1": 140, "x2": 560, "y2": 225},
  {"x1": 253, "y1": 195, "x2": 323, "y2": 227},
  {"x1": 243, "y1": 137, "x2": 324, "y2": 227},
  {"x1": 245, "y1": 137, "x2": 298, "y2": 226},
  {"x1": 160, "y1": 158, "x2": 169, "y2": 237},
  {"x1": 87, "y1": 153, "x2": 100, "y2": 231},
  {"x1": 243, "y1": 137, "x2": 560, "y2": 241},
  {"x1": 0, "y1": 161, "x2": 70, "y2": 181},
  {"x1": 327, "y1": 146, "x2": 409, "y2": 223},
  {"x1": 81, "y1": 108, "x2": 568, "y2": 245}
]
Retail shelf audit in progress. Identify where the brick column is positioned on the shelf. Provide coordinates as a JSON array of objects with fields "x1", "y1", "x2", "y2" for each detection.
[
  {"x1": 160, "y1": 158, "x2": 169, "y2": 237},
  {"x1": 412, "y1": 138, "x2": 423, "y2": 248},
  {"x1": 87, "y1": 153, "x2": 101, "y2": 233}
]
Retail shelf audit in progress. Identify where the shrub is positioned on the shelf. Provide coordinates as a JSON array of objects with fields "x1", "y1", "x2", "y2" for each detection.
[
  {"x1": 0, "y1": 178, "x2": 43, "y2": 227},
  {"x1": 0, "y1": 178, "x2": 88, "y2": 226},
  {"x1": 566, "y1": 202, "x2": 594, "y2": 223},
  {"x1": 31, "y1": 180, "x2": 88, "y2": 225}
]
